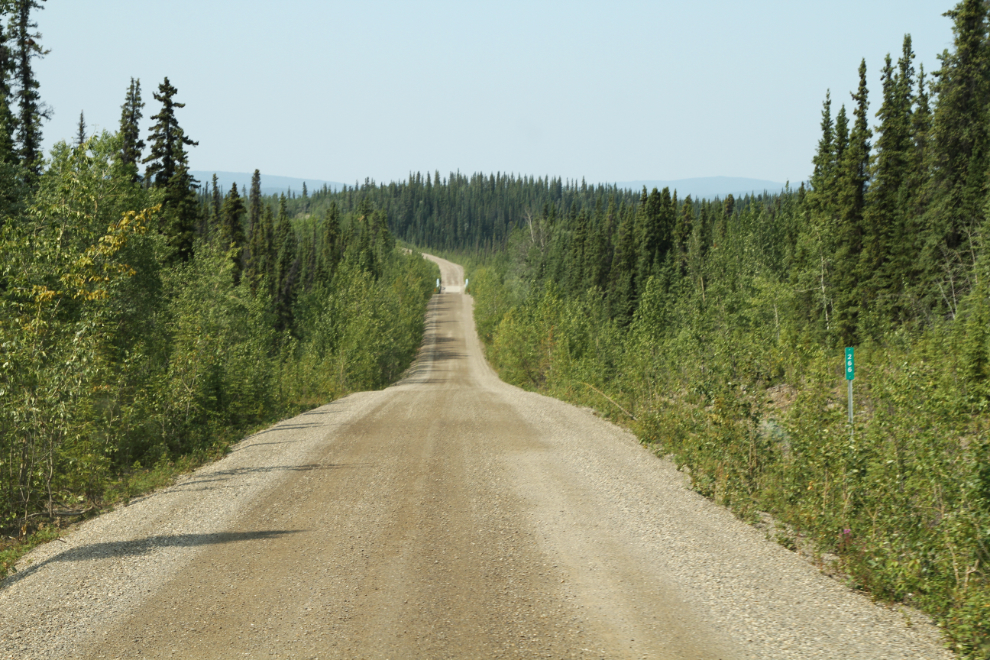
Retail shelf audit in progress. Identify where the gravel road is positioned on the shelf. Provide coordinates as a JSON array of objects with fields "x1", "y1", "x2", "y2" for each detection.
[{"x1": 0, "y1": 255, "x2": 952, "y2": 659}]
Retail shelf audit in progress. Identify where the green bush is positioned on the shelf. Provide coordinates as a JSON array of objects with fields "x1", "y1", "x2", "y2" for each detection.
[{"x1": 471, "y1": 230, "x2": 990, "y2": 656}]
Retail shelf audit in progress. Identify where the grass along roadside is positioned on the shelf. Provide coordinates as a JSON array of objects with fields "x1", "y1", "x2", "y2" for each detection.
[
  {"x1": 0, "y1": 418, "x2": 272, "y2": 581},
  {"x1": 465, "y1": 263, "x2": 989, "y2": 657}
]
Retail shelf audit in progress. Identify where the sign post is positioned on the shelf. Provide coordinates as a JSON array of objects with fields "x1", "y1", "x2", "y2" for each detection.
[{"x1": 845, "y1": 347, "x2": 855, "y2": 435}]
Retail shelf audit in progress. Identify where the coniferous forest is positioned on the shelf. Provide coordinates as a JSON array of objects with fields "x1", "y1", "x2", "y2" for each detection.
[{"x1": 0, "y1": 2, "x2": 436, "y2": 567}]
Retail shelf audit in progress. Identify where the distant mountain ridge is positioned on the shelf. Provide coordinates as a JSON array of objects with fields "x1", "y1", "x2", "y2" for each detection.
[
  {"x1": 615, "y1": 176, "x2": 793, "y2": 200},
  {"x1": 190, "y1": 171, "x2": 345, "y2": 196}
]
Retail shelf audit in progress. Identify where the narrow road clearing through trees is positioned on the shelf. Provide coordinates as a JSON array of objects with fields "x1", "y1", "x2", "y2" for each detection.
[{"x1": 1, "y1": 255, "x2": 949, "y2": 659}]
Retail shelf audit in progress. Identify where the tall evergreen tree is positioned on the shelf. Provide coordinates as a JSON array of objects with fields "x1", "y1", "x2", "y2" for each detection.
[
  {"x1": 674, "y1": 196, "x2": 694, "y2": 274},
  {"x1": 636, "y1": 187, "x2": 674, "y2": 292},
  {"x1": 861, "y1": 44, "x2": 914, "y2": 327},
  {"x1": 0, "y1": 8, "x2": 14, "y2": 164},
  {"x1": 210, "y1": 173, "x2": 221, "y2": 236},
  {"x1": 273, "y1": 194, "x2": 298, "y2": 330},
  {"x1": 219, "y1": 183, "x2": 246, "y2": 285},
  {"x1": 0, "y1": 8, "x2": 22, "y2": 222},
  {"x1": 261, "y1": 201, "x2": 275, "y2": 281},
  {"x1": 11, "y1": 0, "x2": 47, "y2": 180},
  {"x1": 161, "y1": 142, "x2": 199, "y2": 262},
  {"x1": 143, "y1": 77, "x2": 197, "y2": 186},
  {"x1": 75, "y1": 110, "x2": 85, "y2": 147},
  {"x1": 243, "y1": 169, "x2": 263, "y2": 286},
  {"x1": 831, "y1": 106, "x2": 850, "y2": 194},
  {"x1": 808, "y1": 91, "x2": 835, "y2": 212},
  {"x1": 319, "y1": 201, "x2": 341, "y2": 281},
  {"x1": 568, "y1": 209, "x2": 588, "y2": 293},
  {"x1": 118, "y1": 78, "x2": 144, "y2": 180},
  {"x1": 833, "y1": 60, "x2": 872, "y2": 344},
  {"x1": 144, "y1": 78, "x2": 199, "y2": 260},
  {"x1": 910, "y1": 64, "x2": 932, "y2": 187},
  {"x1": 245, "y1": 201, "x2": 271, "y2": 296},
  {"x1": 715, "y1": 194, "x2": 735, "y2": 242},
  {"x1": 583, "y1": 213, "x2": 608, "y2": 292},
  {"x1": 248, "y1": 169, "x2": 262, "y2": 232},
  {"x1": 608, "y1": 204, "x2": 638, "y2": 322},
  {"x1": 921, "y1": 0, "x2": 990, "y2": 315},
  {"x1": 793, "y1": 93, "x2": 841, "y2": 336}
]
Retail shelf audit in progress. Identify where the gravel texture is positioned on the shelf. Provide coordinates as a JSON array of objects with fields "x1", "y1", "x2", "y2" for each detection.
[{"x1": 0, "y1": 255, "x2": 953, "y2": 659}]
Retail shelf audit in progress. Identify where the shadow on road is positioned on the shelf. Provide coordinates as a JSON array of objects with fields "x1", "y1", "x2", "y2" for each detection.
[{"x1": 1, "y1": 530, "x2": 304, "y2": 590}]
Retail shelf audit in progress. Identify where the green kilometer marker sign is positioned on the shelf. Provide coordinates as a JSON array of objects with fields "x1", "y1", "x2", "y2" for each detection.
[{"x1": 845, "y1": 347, "x2": 855, "y2": 429}]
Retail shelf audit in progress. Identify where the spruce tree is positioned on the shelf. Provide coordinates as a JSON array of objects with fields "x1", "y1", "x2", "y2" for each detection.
[
  {"x1": 210, "y1": 173, "x2": 221, "y2": 236},
  {"x1": 144, "y1": 78, "x2": 199, "y2": 260},
  {"x1": 862, "y1": 38, "x2": 917, "y2": 326},
  {"x1": 860, "y1": 55, "x2": 904, "y2": 314},
  {"x1": 161, "y1": 148, "x2": 200, "y2": 262},
  {"x1": 0, "y1": 11, "x2": 14, "y2": 164},
  {"x1": 686, "y1": 202, "x2": 709, "y2": 293},
  {"x1": 674, "y1": 196, "x2": 694, "y2": 274},
  {"x1": 834, "y1": 60, "x2": 872, "y2": 345},
  {"x1": 219, "y1": 183, "x2": 246, "y2": 284},
  {"x1": 248, "y1": 169, "x2": 262, "y2": 232},
  {"x1": 118, "y1": 78, "x2": 144, "y2": 180},
  {"x1": 716, "y1": 195, "x2": 735, "y2": 241},
  {"x1": 636, "y1": 187, "x2": 674, "y2": 292},
  {"x1": 583, "y1": 212, "x2": 608, "y2": 292},
  {"x1": 11, "y1": 0, "x2": 47, "y2": 180},
  {"x1": 298, "y1": 226, "x2": 318, "y2": 292},
  {"x1": 921, "y1": 0, "x2": 990, "y2": 315},
  {"x1": 596, "y1": 196, "x2": 618, "y2": 287},
  {"x1": 911, "y1": 64, "x2": 932, "y2": 186},
  {"x1": 244, "y1": 201, "x2": 267, "y2": 296},
  {"x1": 832, "y1": 106, "x2": 849, "y2": 193},
  {"x1": 608, "y1": 204, "x2": 638, "y2": 322},
  {"x1": 261, "y1": 202, "x2": 275, "y2": 283},
  {"x1": 243, "y1": 169, "x2": 263, "y2": 287},
  {"x1": 903, "y1": 65, "x2": 933, "y2": 307},
  {"x1": 808, "y1": 91, "x2": 835, "y2": 212},
  {"x1": 0, "y1": 10, "x2": 22, "y2": 222},
  {"x1": 273, "y1": 194, "x2": 298, "y2": 330},
  {"x1": 319, "y1": 201, "x2": 341, "y2": 282},
  {"x1": 75, "y1": 110, "x2": 85, "y2": 147},
  {"x1": 143, "y1": 77, "x2": 197, "y2": 186},
  {"x1": 566, "y1": 209, "x2": 587, "y2": 293},
  {"x1": 791, "y1": 93, "x2": 843, "y2": 336}
]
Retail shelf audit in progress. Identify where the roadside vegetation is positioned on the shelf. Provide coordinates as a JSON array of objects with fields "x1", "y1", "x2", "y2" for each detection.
[{"x1": 0, "y1": 3, "x2": 436, "y2": 576}]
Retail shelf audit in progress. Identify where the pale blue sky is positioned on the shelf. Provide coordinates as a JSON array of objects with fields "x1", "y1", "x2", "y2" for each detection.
[{"x1": 35, "y1": 1, "x2": 955, "y2": 186}]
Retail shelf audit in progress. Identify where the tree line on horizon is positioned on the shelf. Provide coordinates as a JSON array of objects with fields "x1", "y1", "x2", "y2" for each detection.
[{"x1": 269, "y1": 170, "x2": 643, "y2": 256}]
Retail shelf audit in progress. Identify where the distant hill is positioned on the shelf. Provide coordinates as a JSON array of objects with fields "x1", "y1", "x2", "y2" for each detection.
[
  {"x1": 615, "y1": 176, "x2": 794, "y2": 200},
  {"x1": 190, "y1": 171, "x2": 345, "y2": 196}
]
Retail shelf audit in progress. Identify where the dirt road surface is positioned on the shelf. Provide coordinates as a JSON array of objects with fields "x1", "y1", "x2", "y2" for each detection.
[{"x1": 0, "y1": 255, "x2": 951, "y2": 659}]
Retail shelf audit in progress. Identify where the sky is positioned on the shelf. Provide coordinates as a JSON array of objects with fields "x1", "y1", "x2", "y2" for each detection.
[{"x1": 34, "y1": 1, "x2": 957, "y2": 187}]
